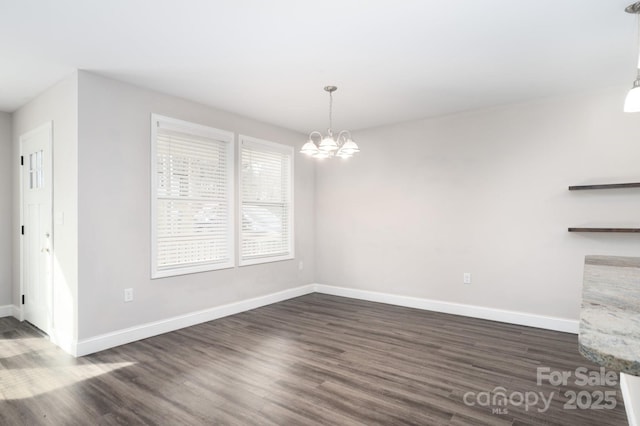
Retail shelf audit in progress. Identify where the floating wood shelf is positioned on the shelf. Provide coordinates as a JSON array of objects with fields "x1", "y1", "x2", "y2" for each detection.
[
  {"x1": 568, "y1": 181, "x2": 640, "y2": 233},
  {"x1": 568, "y1": 227, "x2": 640, "y2": 233},
  {"x1": 568, "y1": 182, "x2": 640, "y2": 190}
]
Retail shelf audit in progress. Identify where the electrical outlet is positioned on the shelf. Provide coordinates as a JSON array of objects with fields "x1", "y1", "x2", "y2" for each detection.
[
  {"x1": 463, "y1": 273, "x2": 472, "y2": 284},
  {"x1": 124, "y1": 288, "x2": 134, "y2": 302}
]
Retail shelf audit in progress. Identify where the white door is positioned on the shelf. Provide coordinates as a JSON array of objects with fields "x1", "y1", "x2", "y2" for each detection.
[{"x1": 21, "y1": 122, "x2": 53, "y2": 335}]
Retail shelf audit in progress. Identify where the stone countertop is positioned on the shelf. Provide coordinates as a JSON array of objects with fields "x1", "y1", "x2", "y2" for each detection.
[{"x1": 579, "y1": 255, "x2": 640, "y2": 377}]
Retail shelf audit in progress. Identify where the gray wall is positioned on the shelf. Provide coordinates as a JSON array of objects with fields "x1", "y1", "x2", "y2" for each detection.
[
  {"x1": 316, "y1": 87, "x2": 640, "y2": 320},
  {"x1": 0, "y1": 112, "x2": 11, "y2": 307},
  {"x1": 11, "y1": 70, "x2": 639, "y2": 344},
  {"x1": 77, "y1": 71, "x2": 315, "y2": 339},
  {"x1": 12, "y1": 72, "x2": 79, "y2": 343}
]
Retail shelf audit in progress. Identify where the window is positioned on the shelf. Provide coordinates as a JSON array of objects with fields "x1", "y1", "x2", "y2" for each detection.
[
  {"x1": 29, "y1": 150, "x2": 43, "y2": 189},
  {"x1": 239, "y1": 135, "x2": 294, "y2": 265},
  {"x1": 151, "y1": 114, "x2": 234, "y2": 278}
]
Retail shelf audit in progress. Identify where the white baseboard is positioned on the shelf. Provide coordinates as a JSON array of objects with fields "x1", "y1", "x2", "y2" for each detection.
[
  {"x1": 75, "y1": 284, "x2": 315, "y2": 357},
  {"x1": 314, "y1": 284, "x2": 579, "y2": 334},
  {"x1": 0, "y1": 305, "x2": 12, "y2": 318},
  {"x1": 69, "y1": 282, "x2": 577, "y2": 357}
]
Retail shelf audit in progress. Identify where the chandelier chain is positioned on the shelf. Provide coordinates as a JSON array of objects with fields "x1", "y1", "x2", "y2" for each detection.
[
  {"x1": 329, "y1": 90, "x2": 333, "y2": 131},
  {"x1": 624, "y1": 2, "x2": 640, "y2": 111},
  {"x1": 637, "y1": 13, "x2": 640, "y2": 69}
]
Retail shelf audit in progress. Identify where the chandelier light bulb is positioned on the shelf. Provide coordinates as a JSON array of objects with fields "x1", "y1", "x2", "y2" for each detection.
[
  {"x1": 340, "y1": 139, "x2": 360, "y2": 155},
  {"x1": 319, "y1": 135, "x2": 338, "y2": 152},
  {"x1": 313, "y1": 151, "x2": 330, "y2": 159},
  {"x1": 624, "y1": 78, "x2": 640, "y2": 112},
  {"x1": 300, "y1": 140, "x2": 319, "y2": 156}
]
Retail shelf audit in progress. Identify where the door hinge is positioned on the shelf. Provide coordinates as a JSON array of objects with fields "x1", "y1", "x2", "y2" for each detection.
[
  {"x1": 21, "y1": 295, "x2": 25, "y2": 305},
  {"x1": 21, "y1": 225, "x2": 24, "y2": 235},
  {"x1": 20, "y1": 156, "x2": 23, "y2": 166}
]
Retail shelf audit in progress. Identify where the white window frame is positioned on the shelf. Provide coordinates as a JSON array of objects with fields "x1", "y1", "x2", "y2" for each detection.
[
  {"x1": 238, "y1": 135, "x2": 294, "y2": 266},
  {"x1": 151, "y1": 114, "x2": 235, "y2": 278}
]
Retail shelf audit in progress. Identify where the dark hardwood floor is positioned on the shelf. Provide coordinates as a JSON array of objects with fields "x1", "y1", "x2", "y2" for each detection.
[{"x1": 0, "y1": 294, "x2": 628, "y2": 425}]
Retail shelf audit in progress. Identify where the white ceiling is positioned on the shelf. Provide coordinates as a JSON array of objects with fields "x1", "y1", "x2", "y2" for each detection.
[{"x1": 0, "y1": 0, "x2": 636, "y2": 133}]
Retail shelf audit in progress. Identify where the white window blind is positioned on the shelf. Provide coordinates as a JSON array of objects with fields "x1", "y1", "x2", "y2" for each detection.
[
  {"x1": 239, "y1": 136, "x2": 294, "y2": 265},
  {"x1": 151, "y1": 114, "x2": 234, "y2": 278}
]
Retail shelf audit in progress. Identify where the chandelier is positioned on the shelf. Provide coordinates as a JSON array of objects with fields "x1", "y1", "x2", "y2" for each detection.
[{"x1": 300, "y1": 86, "x2": 360, "y2": 159}]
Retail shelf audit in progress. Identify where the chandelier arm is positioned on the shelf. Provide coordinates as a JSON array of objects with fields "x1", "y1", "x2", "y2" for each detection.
[
  {"x1": 308, "y1": 131, "x2": 323, "y2": 145},
  {"x1": 336, "y1": 130, "x2": 351, "y2": 147}
]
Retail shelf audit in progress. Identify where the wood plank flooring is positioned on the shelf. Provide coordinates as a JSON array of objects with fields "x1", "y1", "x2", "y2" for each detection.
[{"x1": 0, "y1": 294, "x2": 628, "y2": 425}]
